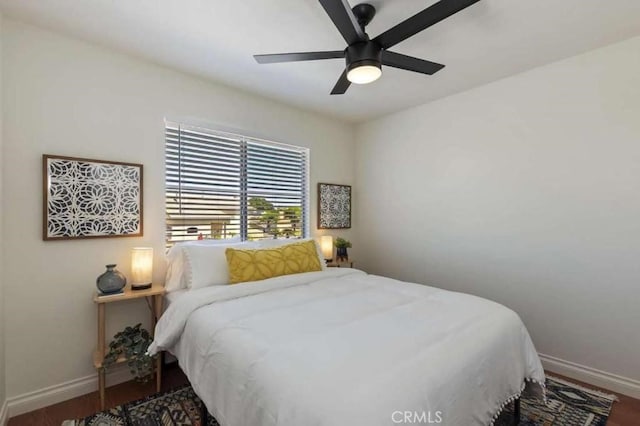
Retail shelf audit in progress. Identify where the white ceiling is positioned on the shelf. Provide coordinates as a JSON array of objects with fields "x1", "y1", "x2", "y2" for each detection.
[{"x1": 2, "y1": 0, "x2": 640, "y2": 123}]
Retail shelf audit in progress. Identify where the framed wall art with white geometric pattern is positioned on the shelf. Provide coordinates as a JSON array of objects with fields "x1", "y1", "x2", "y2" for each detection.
[
  {"x1": 317, "y1": 183, "x2": 351, "y2": 229},
  {"x1": 42, "y1": 155, "x2": 143, "y2": 240}
]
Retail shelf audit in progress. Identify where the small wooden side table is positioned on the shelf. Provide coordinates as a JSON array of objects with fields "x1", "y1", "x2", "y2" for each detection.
[
  {"x1": 326, "y1": 260, "x2": 354, "y2": 268},
  {"x1": 93, "y1": 283, "x2": 165, "y2": 410}
]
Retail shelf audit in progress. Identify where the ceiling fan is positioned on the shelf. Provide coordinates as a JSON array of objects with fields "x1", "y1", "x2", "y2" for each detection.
[{"x1": 254, "y1": 0, "x2": 481, "y2": 95}]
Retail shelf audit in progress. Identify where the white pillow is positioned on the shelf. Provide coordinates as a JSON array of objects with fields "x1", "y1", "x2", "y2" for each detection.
[
  {"x1": 164, "y1": 238, "x2": 241, "y2": 292},
  {"x1": 182, "y1": 241, "x2": 257, "y2": 289},
  {"x1": 254, "y1": 238, "x2": 327, "y2": 270}
]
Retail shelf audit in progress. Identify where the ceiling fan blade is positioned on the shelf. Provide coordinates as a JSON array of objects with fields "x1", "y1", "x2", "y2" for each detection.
[
  {"x1": 330, "y1": 70, "x2": 351, "y2": 95},
  {"x1": 319, "y1": 0, "x2": 366, "y2": 45},
  {"x1": 382, "y1": 51, "x2": 445, "y2": 75},
  {"x1": 373, "y1": 0, "x2": 481, "y2": 49},
  {"x1": 254, "y1": 51, "x2": 344, "y2": 64}
]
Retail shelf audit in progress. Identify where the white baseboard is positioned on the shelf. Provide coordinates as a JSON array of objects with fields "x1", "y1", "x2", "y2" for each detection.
[
  {"x1": 539, "y1": 353, "x2": 640, "y2": 400},
  {"x1": 6, "y1": 367, "x2": 131, "y2": 419},
  {"x1": 0, "y1": 399, "x2": 8, "y2": 426}
]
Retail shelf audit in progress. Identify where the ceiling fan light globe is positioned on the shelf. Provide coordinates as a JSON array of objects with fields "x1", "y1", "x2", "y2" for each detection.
[{"x1": 347, "y1": 64, "x2": 382, "y2": 84}]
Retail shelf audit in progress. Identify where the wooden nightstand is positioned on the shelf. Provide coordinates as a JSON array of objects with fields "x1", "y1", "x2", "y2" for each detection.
[
  {"x1": 326, "y1": 260, "x2": 354, "y2": 268},
  {"x1": 93, "y1": 283, "x2": 165, "y2": 410}
]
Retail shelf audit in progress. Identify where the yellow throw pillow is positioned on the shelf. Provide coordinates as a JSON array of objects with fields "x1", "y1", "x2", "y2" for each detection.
[{"x1": 225, "y1": 240, "x2": 322, "y2": 284}]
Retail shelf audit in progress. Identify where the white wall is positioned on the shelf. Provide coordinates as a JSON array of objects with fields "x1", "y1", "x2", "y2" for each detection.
[
  {"x1": 2, "y1": 18, "x2": 355, "y2": 401},
  {"x1": 0, "y1": 11, "x2": 6, "y2": 426},
  {"x1": 356, "y1": 37, "x2": 640, "y2": 385}
]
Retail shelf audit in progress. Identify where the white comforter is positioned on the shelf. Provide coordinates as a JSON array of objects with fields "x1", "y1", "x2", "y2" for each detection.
[{"x1": 149, "y1": 269, "x2": 544, "y2": 426}]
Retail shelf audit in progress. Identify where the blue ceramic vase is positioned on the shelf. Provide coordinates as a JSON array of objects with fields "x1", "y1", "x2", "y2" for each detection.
[{"x1": 97, "y1": 264, "x2": 127, "y2": 294}]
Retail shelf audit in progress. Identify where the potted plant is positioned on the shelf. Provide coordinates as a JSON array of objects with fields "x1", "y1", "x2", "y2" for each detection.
[
  {"x1": 102, "y1": 323, "x2": 157, "y2": 383},
  {"x1": 334, "y1": 237, "x2": 352, "y2": 262}
]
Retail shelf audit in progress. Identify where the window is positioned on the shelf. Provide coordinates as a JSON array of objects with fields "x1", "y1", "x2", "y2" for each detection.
[{"x1": 165, "y1": 122, "x2": 309, "y2": 245}]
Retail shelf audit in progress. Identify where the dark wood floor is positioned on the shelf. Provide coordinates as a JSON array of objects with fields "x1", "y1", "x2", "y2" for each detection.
[{"x1": 7, "y1": 366, "x2": 640, "y2": 425}]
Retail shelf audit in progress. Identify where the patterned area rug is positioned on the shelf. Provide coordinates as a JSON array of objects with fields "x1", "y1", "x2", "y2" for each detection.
[
  {"x1": 64, "y1": 376, "x2": 615, "y2": 426},
  {"x1": 496, "y1": 376, "x2": 617, "y2": 426},
  {"x1": 63, "y1": 386, "x2": 218, "y2": 426}
]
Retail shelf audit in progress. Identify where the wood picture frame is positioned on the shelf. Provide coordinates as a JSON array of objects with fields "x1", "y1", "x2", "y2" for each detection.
[
  {"x1": 43, "y1": 154, "x2": 143, "y2": 240},
  {"x1": 317, "y1": 183, "x2": 351, "y2": 229}
]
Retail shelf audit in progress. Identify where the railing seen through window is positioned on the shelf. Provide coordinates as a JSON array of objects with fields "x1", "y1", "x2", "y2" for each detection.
[{"x1": 165, "y1": 123, "x2": 309, "y2": 246}]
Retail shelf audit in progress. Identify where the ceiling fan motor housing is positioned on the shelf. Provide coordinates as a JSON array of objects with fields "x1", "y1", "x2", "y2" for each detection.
[{"x1": 345, "y1": 41, "x2": 382, "y2": 72}]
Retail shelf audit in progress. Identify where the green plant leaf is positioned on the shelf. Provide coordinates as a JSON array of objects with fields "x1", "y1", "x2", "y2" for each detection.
[{"x1": 102, "y1": 324, "x2": 154, "y2": 380}]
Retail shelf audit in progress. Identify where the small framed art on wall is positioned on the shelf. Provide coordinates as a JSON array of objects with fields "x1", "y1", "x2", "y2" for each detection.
[
  {"x1": 43, "y1": 155, "x2": 143, "y2": 240},
  {"x1": 318, "y1": 183, "x2": 351, "y2": 229}
]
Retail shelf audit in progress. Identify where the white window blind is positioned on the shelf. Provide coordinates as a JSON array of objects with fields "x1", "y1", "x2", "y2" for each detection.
[{"x1": 165, "y1": 123, "x2": 309, "y2": 245}]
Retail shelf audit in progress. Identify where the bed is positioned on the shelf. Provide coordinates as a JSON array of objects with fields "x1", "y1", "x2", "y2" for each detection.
[{"x1": 150, "y1": 241, "x2": 545, "y2": 426}]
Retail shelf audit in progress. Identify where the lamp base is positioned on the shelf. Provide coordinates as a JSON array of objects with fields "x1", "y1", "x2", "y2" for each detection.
[{"x1": 131, "y1": 283, "x2": 152, "y2": 291}]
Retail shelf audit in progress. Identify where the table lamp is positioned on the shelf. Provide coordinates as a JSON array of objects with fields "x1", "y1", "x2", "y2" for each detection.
[
  {"x1": 320, "y1": 235, "x2": 333, "y2": 263},
  {"x1": 131, "y1": 247, "x2": 153, "y2": 290}
]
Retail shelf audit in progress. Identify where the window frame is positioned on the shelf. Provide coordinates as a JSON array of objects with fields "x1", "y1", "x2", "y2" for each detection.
[{"x1": 165, "y1": 121, "x2": 310, "y2": 245}]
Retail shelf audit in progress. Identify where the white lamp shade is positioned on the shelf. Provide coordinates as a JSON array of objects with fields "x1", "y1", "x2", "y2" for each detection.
[
  {"x1": 131, "y1": 247, "x2": 153, "y2": 286},
  {"x1": 320, "y1": 236, "x2": 333, "y2": 260}
]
